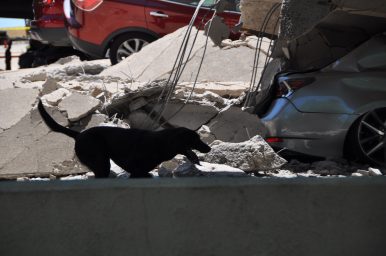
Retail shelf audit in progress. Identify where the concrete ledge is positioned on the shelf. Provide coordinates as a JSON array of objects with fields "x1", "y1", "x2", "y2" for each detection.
[{"x1": 1, "y1": 177, "x2": 386, "y2": 256}]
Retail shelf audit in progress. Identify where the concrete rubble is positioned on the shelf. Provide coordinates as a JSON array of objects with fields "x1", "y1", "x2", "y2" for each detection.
[
  {"x1": 201, "y1": 135, "x2": 287, "y2": 172},
  {"x1": 0, "y1": 26, "x2": 384, "y2": 180}
]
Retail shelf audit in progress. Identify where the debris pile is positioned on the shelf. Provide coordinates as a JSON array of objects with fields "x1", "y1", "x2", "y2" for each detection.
[{"x1": 0, "y1": 26, "x2": 384, "y2": 180}]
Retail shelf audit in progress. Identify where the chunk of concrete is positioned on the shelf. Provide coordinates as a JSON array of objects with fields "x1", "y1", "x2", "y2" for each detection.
[
  {"x1": 129, "y1": 97, "x2": 148, "y2": 112},
  {"x1": 58, "y1": 93, "x2": 101, "y2": 122},
  {"x1": 159, "y1": 102, "x2": 218, "y2": 131},
  {"x1": 102, "y1": 26, "x2": 262, "y2": 83},
  {"x1": 41, "y1": 88, "x2": 71, "y2": 106},
  {"x1": 0, "y1": 108, "x2": 87, "y2": 179},
  {"x1": 177, "y1": 81, "x2": 249, "y2": 98},
  {"x1": 101, "y1": 26, "x2": 207, "y2": 81},
  {"x1": 197, "y1": 125, "x2": 216, "y2": 144},
  {"x1": 173, "y1": 162, "x2": 202, "y2": 177},
  {"x1": 0, "y1": 88, "x2": 39, "y2": 130},
  {"x1": 207, "y1": 106, "x2": 266, "y2": 143},
  {"x1": 202, "y1": 135, "x2": 287, "y2": 172},
  {"x1": 164, "y1": 42, "x2": 260, "y2": 83},
  {"x1": 196, "y1": 162, "x2": 247, "y2": 177},
  {"x1": 126, "y1": 110, "x2": 159, "y2": 130},
  {"x1": 368, "y1": 167, "x2": 383, "y2": 176},
  {"x1": 160, "y1": 158, "x2": 247, "y2": 177},
  {"x1": 41, "y1": 77, "x2": 60, "y2": 95}
]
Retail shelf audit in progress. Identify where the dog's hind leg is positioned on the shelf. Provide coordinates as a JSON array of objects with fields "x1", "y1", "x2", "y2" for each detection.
[{"x1": 78, "y1": 154, "x2": 111, "y2": 178}]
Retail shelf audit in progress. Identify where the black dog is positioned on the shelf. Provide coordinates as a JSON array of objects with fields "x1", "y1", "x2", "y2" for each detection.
[{"x1": 38, "y1": 100, "x2": 211, "y2": 178}]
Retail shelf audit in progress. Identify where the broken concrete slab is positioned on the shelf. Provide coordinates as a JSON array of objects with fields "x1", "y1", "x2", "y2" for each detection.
[
  {"x1": 41, "y1": 77, "x2": 61, "y2": 95},
  {"x1": 158, "y1": 40, "x2": 261, "y2": 83},
  {"x1": 240, "y1": 0, "x2": 281, "y2": 35},
  {"x1": 207, "y1": 106, "x2": 266, "y2": 143},
  {"x1": 58, "y1": 93, "x2": 101, "y2": 122},
  {"x1": 104, "y1": 83, "x2": 164, "y2": 117},
  {"x1": 0, "y1": 107, "x2": 87, "y2": 179},
  {"x1": 0, "y1": 88, "x2": 39, "y2": 130},
  {"x1": 202, "y1": 135, "x2": 287, "y2": 172},
  {"x1": 177, "y1": 82, "x2": 249, "y2": 98},
  {"x1": 126, "y1": 110, "x2": 158, "y2": 130},
  {"x1": 158, "y1": 157, "x2": 247, "y2": 177},
  {"x1": 41, "y1": 88, "x2": 71, "y2": 106},
  {"x1": 175, "y1": 162, "x2": 248, "y2": 177},
  {"x1": 101, "y1": 26, "x2": 264, "y2": 83},
  {"x1": 73, "y1": 113, "x2": 108, "y2": 131},
  {"x1": 158, "y1": 102, "x2": 218, "y2": 131},
  {"x1": 101, "y1": 26, "x2": 207, "y2": 81}
]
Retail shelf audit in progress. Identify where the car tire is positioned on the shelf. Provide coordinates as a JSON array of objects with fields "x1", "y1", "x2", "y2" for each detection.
[
  {"x1": 345, "y1": 108, "x2": 386, "y2": 166},
  {"x1": 109, "y1": 33, "x2": 157, "y2": 65}
]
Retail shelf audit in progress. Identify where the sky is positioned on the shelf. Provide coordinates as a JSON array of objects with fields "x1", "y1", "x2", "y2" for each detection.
[{"x1": 0, "y1": 18, "x2": 25, "y2": 28}]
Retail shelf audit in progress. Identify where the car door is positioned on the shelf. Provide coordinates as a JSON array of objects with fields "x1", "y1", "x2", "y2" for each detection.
[{"x1": 145, "y1": 0, "x2": 240, "y2": 36}]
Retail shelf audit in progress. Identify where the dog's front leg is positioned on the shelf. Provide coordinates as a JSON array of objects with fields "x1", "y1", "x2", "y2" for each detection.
[{"x1": 183, "y1": 150, "x2": 200, "y2": 165}]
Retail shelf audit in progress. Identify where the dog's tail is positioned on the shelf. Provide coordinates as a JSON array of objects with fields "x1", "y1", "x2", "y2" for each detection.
[{"x1": 38, "y1": 99, "x2": 79, "y2": 139}]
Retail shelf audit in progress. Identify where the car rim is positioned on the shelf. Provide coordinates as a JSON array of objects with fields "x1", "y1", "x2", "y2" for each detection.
[
  {"x1": 116, "y1": 38, "x2": 149, "y2": 62},
  {"x1": 357, "y1": 108, "x2": 386, "y2": 165}
]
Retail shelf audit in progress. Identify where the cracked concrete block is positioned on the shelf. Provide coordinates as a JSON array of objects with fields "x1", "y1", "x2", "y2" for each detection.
[
  {"x1": 202, "y1": 135, "x2": 287, "y2": 172},
  {"x1": 58, "y1": 93, "x2": 101, "y2": 122},
  {"x1": 0, "y1": 88, "x2": 39, "y2": 130},
  {"x1": 160, "y1": 159, "x2": 248, "y2": 177},
  {"x1": 207, "y1": 106, "x2": 266, "y2": 143},
  {"x1": 239, "y1": 0, "x2": 281, "y2": 35},
  {"x1": 178, "y1": 82, "x2": 249, "y2": 98},
  {"x1": 245, "y1": 36, "x2": 272, "y2": 54},
  {"x1": 198, "y1": 125, "x2": 216, "y2": 144},
  {"x1": 41, "y1": 88, "x2": 71, "y2": 106},
  {"x1": 41, "y1": 77, "x2": 60, "y2": 96},
  {"x1": 126, "y1": 110, "x2": 159, "y2": 130},
  {"x1": 159, "y1": 102, "x2": 218, "y2": 131},
  {"x1": 102, "y1": 26, "x2": 262, "y2": 83},
  {"x1": 101, "y1": 26, "x2": 205, "y2": 81},
  {"x1": 172, "y1": 43, "x2": 260, "y2": 83},
  {"x1": 129, "y1": 97, "x2": 148, "y2": 112},
  {"x1": 22, "y1": 70, "x2": 47, "y2": 82},
  {"x1": 197, "y1": 162, "x2": 247, "y2": 177},
  {"x1": 64, "y1": 62, "x2": 106, "y2": 76},
  {"x1": 73, "y1": 113, "x2": 108, "y2": 131},
  {"x1": 0, "y1": 108, "x2": 86, "y2": 179}
]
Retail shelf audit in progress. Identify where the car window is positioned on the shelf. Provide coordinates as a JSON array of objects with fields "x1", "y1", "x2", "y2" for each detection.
[
  {"x1": 357, "y1": 45, "x2": 386, "y2": 70},
  {"x1": 166, "y1": 0, "x2": 240, "y2": 12},
  {"x1": 323, "y1": 34, "x2": 386, "y2": 72}
]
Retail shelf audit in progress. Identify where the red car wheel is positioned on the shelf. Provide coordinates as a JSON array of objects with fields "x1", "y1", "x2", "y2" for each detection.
[{"x1": 109, "y1": 33, "x2": 157, "y2": 65}]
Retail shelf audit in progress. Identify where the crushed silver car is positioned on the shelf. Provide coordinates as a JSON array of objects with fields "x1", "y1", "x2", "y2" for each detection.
[{"x1": 260, "y1": 33, "x2": 386, "y2": 166}]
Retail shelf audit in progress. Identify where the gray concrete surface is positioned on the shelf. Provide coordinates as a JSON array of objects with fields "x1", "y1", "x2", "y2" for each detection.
[
  {"x1": 1, "y1": 177, "x2": 386, "y2": 256},
  {"x1": 0, "y1": 107, "x2": 87, "y2": 179},
  {"x1": 0, "y1": 88, "x2": 38, "y2": 130},
  {"x1": 101, "y1": 26, "x2": 265, "y2": 83}
]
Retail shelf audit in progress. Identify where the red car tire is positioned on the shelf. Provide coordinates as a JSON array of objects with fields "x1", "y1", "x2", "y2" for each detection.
[{"x1": 109, "y1": 32, "x2": 157, "y2": 65}]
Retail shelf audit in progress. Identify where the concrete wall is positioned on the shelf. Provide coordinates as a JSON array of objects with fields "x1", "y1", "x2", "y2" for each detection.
[
  {"x1": 279, "y1": 0, "x2": 331, "y2": 40},
  {"x1": 1, "y1": 177, "x2": 386, "y2": 256}
]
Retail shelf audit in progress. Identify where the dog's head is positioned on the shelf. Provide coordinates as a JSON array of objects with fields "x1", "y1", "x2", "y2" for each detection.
[{"x1": 174, "y1": 127, "x2": 211, "y2": 165}]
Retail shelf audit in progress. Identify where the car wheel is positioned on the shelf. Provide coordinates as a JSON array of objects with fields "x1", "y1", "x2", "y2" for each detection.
[
  {"x1": 109, "y1": 33, "x2": 156, "y2": 65},
  {"x1": 345, "y1": 108, "x2": 386, "y2": 166}
]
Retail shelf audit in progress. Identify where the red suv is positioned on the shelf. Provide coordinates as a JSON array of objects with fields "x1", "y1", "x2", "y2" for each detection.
[
  {"x1": 64, "y1": 0, "x2": 240, "y2": 64},
  {"x1": 30, "y1": 0, "x2": 69, "y2": 46},
  {"x1": 23, "y1": 0, "x2": 86, "y2": 68}
]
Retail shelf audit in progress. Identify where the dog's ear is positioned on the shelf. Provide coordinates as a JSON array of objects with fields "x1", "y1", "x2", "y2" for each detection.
[{"x1": 183, "y1": 149, "x2": 201, "y2": 165}]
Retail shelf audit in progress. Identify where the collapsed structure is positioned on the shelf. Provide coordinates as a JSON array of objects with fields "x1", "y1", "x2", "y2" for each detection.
[{"x1": 0, "y1": 0, "x2": 385, "y2": 180}]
